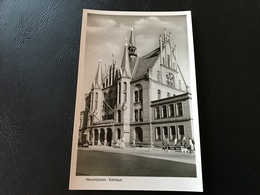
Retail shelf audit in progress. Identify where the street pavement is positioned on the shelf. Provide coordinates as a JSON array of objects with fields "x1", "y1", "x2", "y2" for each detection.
[{"x1": 76, "y1": 146, "x2": 196, "y2": 177}]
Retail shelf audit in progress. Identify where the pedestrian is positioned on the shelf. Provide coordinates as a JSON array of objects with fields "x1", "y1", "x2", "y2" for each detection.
[
  {"x1": 116, "y1": 139, "x2": 120, "y2": 148},
  {"x1": 173, "y1": 137, "x2": 177, "y2": 150},
  {"x1": 165, "y1": 138, "x2": 169, "y2": 152},
  {"x1": 182, "y1": 136, "x2": 186, "y2": 146},
  {"x1": 162, "y1": 139, "x2": 165, "y2": 151},
  {"x1": 192, "y1": 138, "x2": 195, "y2": 151},
  {"x1": 189, "y1": 137, "x2": 194, "y2": 153},
  {"x1": 121, "y1": 138, "x2": 125, "y2": 150}
]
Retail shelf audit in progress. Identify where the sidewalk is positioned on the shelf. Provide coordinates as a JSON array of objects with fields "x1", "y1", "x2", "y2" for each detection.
[{"x1": 79, "y1": 145, "x2": 196, "y2": 165}]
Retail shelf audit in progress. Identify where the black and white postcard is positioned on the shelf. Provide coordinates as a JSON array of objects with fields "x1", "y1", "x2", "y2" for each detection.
[{"x1": 69, "y1": 9, "x2": 203, "y2": 192}]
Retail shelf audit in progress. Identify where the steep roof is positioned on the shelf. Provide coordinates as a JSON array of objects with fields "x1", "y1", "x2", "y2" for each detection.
[{"x1": 132, "y1": 47, "x2": 160, "y2": 80}]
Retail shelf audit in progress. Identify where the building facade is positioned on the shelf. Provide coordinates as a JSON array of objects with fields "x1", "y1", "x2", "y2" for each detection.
[{"x1": 80, "y1": 28, "x2": 193, "y2": 147}]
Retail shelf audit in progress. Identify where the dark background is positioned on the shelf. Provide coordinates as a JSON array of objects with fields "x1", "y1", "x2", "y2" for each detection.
[{"x1": 1, "y1": 0, "x2": 260, "y2": 194}]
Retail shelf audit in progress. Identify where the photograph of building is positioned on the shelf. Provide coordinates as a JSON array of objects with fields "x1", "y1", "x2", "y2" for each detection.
[
  {"x1": 78, "y1": 26, "x2": 193, "y2": 148},
  {"x1": 70, "y1": 10, "x2": 202, "y2": 191}
]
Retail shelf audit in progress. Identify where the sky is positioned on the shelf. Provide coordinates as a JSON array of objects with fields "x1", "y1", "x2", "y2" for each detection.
[{"x1": 80, "y1": 12, "x2": 192, "y2": 109}]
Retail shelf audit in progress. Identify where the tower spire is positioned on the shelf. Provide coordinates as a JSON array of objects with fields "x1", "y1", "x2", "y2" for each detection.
[
  {"x1": 129, "y1": 26, "x2": 135, "y2": 47},
  {"x1": 94, "y1": 58, "x2": 102, "y2": 88},
  {"x1": 121, "y1": 37, "x2": 131, "y2": 78},
  {"x1": 128, "y1": 26, "x2": 137, "y2": 61}
]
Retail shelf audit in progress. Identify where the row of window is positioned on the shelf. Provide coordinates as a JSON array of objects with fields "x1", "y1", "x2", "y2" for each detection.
[
  {"x1": 155, "y1": 125, "x2": 185, "y2": 141},
  {"x1": 154, "y1": 102, "x2": 183, "y2": 119}
]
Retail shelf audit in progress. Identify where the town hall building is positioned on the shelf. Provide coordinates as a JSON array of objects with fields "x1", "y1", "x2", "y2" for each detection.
[{"x1": 78, "y1": 27, "x2": 193, "y2": 148}]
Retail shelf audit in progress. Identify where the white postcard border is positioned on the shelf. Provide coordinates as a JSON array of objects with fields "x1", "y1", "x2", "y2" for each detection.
[{"x1": 69, "y1": 9, "x2": 203, "y2": 192}]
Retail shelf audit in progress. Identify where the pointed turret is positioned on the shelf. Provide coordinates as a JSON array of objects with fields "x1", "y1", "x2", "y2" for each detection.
[
  {"x1": 128, "y1": 26, "x2": 137, "y2": 61},
  {"x1": 94, "y1": 59, "x2": 102, "y2": 88},
  {"x1": 121, "y1": 38, "x2": 132, "y2": 78}
]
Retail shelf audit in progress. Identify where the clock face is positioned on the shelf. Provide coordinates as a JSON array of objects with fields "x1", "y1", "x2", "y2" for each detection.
[{"x1": 166, "y1": 73, "x2": 174, "y2": 86}]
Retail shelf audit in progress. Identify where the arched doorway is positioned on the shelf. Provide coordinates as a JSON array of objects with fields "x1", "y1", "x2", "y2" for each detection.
[
  {"x1": 117, "y1": 129, "x2": 121, "y2": 141},
  {"x1": 94, "y1": 129, "x2": 99, "y2": 145},
  {"x1": 107, "y1": 128, "x2": 112, "y2": 146},
  {"x1": 100, "y1": 129, "x2": 105, "y2": 145},
  {"x1": 135, "y1": 127, "x2": 143, "y2": 142}
]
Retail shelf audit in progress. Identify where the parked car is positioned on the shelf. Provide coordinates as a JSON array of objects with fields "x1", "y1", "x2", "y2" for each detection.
[{"x1": 78, "y1": 140, "x2": 89, "y2": 147}]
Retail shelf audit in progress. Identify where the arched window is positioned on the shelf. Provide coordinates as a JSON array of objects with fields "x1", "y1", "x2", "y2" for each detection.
[
  {"x1": 179, "y1": 80, "x2": 181, "y2": 90},
  {"x1": 167, "y1": 92, "x2": 170, "y2": 97}
]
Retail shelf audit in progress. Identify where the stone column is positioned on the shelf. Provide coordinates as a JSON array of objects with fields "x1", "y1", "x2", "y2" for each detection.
[
  {"x1": 104, "y1": 129, "x2": 107, "y2": 146},
  {"x1": 86, "y1": 130, "x2": 90, "y2": 142},
  {"x1": 133, "y1": 129, "x2": 136, "y2": 147},
  {"x1": 92, "y1": 130, "x2": 95, "y2": 146},
  {"x1": 98, "y1": 129, "x2": 101, "y2": 145}
]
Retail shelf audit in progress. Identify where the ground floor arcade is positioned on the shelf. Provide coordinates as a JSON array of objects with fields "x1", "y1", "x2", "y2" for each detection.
[{"x1": 82, "y1": 121, "x2": 193, "y2": 148}]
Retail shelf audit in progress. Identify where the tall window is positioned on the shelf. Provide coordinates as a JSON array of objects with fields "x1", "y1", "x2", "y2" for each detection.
[
  {"x1": 134, "y1": 91, "x2": 138, "y2": 102},
  {"x1": 118, "y1": 82, "x2": 121, "y2": 104},
  {"x1": 124, "y1": 82, "x2": 127, "y2": 103},
  {"x1": 95, "y1": 92, "x2": 98, "y2": 109},
  {"x1": 162, "y1": 105, "x2": 167, "y2": 118},
  {"x1": 176, "y1": 102, "x2": 183, "y2": 116},
  {"x1": 179, "y1": 80, "x2": 182, "y2": 90},
  {"x1": 134, "y1": 85, "x2": 142, "y2": 103},
  {"x1": 118, "y1": 110, "x2": 121, "y2": 123},
  {"x1": 139, "y1": 109, "x2": 143, "y2": 121},
  {"x1": 158, "y1": 90, "x2": 161, "y2": 100},
  {"x1": 155, "y1": 107, "x2": 160, "y2": 119},
  {"x1": 168, "y1": 104, "x2": 174, "y2": 117},
  {"x1": 139, "y1": 89, "x2": 142, "y2": 102},
  {"x1": 134, "y1": 110, "x2": 138, "y2": 122},
  {"x1": 162, "y1": 57, "x2": 165, "y2": 65},
  {"x1": 155, "y1": 127, "x2": 161, "y2": 140}
]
